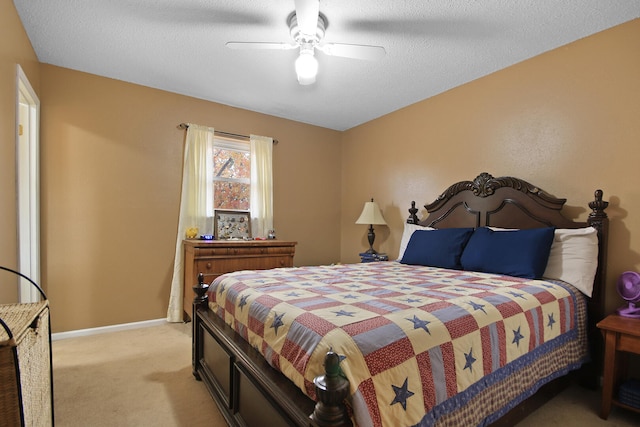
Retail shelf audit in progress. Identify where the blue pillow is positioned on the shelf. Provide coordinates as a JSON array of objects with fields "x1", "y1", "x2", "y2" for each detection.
[
  {"x1": 400, "y1": 228, "x2": 474, "y2": 270},
  {"x1": 460, "y1": 227, "x2": 555, "y2": 279}
]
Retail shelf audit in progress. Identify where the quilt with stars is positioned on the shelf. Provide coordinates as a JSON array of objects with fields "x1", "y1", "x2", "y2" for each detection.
[{"x1": 207, "y1": 262, "x2": 587, "y2": 427}]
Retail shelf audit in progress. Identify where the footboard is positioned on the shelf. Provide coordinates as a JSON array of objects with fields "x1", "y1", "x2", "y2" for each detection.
[{"x1": 192, "y1": 279, "x2": 351, "y2": 427}]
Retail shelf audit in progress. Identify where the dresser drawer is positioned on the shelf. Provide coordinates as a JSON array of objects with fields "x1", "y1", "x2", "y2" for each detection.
[
  {"x1": 227, "y1": 247, "x2": 269, "y2": 256},
  {"x1": 194, "y1": 247, "x2": 232, "y2": 257},
  {"x1": 265, "y1": 246, "x2": 296, "y2": 255},
  {"x1": 195, "y1": 256, "x2": 292, "y2": 276},
  {"x1": 195, "y1": 259, "x2": 232, "y2": 275},
  {"x1": 195, "y1": 245, "x2": 295, "y2": 257}
]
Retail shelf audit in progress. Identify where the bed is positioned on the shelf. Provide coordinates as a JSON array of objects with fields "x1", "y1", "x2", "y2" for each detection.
[{"x1": 191, "y1": 172, "x2": 609, "y2": 427}]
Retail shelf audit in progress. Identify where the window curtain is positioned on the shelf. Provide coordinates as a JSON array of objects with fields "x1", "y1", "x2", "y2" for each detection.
[
  {"x1": 250, "y1": 134, "x2": 273, "y2": 238},
  {"x1": 167, "y1": 124, "x2": 215, "y2": 322}
]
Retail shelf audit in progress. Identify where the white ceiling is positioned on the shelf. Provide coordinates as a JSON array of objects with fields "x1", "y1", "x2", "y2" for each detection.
[{"x1": 13, "y1": 1, "x2": 640, "y2": 131}]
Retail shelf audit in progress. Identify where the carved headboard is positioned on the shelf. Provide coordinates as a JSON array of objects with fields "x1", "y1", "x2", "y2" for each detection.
[{"x1": 408, "y1": 172, "x2": 603, "y2": 230}]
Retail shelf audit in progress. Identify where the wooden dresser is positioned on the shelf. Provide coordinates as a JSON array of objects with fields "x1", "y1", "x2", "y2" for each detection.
[{"x1": 183, "y1": 239, "x2": 296, "y2": 319}]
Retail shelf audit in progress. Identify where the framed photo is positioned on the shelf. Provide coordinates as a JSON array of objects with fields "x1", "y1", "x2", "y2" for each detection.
[{"x1": 214, "y1": 210, "x2": 251, "y2": 240}]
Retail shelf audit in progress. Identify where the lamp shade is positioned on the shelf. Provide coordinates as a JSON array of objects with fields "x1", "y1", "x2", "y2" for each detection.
[{"x1": 356, "y1": 199, "x2": 387, "y2": 225}]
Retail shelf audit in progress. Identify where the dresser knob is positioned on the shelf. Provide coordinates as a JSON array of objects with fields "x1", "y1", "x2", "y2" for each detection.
[{"x1": 206, "y1": 262, "x2": 212, "y2": 269}]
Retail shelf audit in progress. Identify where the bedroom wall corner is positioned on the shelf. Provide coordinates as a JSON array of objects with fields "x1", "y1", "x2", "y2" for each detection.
[{"x1": 0, "y1": 0, "x2": 40, "y2": 302}]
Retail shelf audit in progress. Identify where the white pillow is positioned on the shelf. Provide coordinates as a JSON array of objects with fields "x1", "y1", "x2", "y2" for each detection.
[
  {"x1": 543, "y1": 227, "x2": 599, "y2": 297},
  {"x1": 397, "y1": 223, "x2": 434, "y2": 260}
]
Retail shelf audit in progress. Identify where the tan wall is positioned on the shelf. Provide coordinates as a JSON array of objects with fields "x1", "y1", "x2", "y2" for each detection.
[
  {"x1": 0, "y1": 1, "x2": 40, "y2": 302},
  {"x1": 39, "y1": 65, "x2": 342, "y2": 332},
  {"x1": 341, "y1": 19, "x2": 640, "y2": 315}
]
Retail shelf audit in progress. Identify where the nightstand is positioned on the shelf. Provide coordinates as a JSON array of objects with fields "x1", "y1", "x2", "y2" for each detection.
[{"x1": 596, "y1": 314, "x2": 640, "y2": 419}]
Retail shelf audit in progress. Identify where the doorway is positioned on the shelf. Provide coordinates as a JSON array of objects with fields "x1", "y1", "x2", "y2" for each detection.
[{"x1": 16, "y1": 65, "x2": 41, "y2": 302}]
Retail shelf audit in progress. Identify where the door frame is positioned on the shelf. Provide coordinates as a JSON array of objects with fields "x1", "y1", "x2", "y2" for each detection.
[{"x1": 16, "y1": 64, "x2": 41, "y2": 302}]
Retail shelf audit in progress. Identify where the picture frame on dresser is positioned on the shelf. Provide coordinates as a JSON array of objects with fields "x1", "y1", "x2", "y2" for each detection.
[{"x1": 214, "y1": 210, "x2": 251, "y2": 240}]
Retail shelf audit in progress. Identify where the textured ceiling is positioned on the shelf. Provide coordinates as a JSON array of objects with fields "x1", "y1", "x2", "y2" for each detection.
[{"x1": 13, "y1": 0, "x2": 640, "y2": 131}]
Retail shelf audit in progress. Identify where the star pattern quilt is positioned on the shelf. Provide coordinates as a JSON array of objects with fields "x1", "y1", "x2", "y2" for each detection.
[{"x1": 207, "y1": 262, "x2": 587, "y2": 427}]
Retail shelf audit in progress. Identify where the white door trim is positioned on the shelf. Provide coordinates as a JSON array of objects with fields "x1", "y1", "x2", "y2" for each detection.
[{"x1": 16, "y1": 65, "x2": 41, "y2": 302}]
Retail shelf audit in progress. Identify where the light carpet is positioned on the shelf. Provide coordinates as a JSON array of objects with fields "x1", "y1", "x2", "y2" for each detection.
[
  {"x1": 52, "y1": 322, "x2": 225, "y2": 426},
  {"x1": 52, "y1": 322, "x2": 638, "y2": 426}
]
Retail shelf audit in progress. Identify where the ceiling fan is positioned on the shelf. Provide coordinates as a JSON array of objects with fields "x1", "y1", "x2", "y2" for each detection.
[{"x1": 225, "y1": 0, "x2": 386, "y2": 85}]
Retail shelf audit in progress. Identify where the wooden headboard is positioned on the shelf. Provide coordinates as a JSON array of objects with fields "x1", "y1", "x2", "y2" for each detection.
[
  {"x1": 408, "y1": 173, "x2": 602, "y2": 229},
  {"x1": 406, "y1": 172, "x2": 609, "y2": 385}
]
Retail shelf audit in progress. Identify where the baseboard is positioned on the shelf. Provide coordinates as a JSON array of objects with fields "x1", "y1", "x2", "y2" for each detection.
[{"x1": 51, "y1": 318, "x2": 167, "y2": 341}]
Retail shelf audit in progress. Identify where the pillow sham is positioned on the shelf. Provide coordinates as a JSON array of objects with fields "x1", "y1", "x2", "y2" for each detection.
[
  {"x1": 461, "y1": 227, "x2": 555, "y2": 279},
  {"x1": 397, "y1": 223, "x2": 434, "y2": 260},
  {"x1": 543, "y1": 227, "x2": 598, "y2": 297},
  {"x1": 401, "y1": 228, "x2": 474, "y2": 270},
  {"x1": 489, "y1": 226, "x2": 599, "y2": 296}
]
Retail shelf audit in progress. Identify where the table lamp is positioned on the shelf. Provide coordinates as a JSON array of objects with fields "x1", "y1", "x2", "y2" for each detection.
[{"x1": 355, "y1": 198, "x2": 387, "y2": 254}]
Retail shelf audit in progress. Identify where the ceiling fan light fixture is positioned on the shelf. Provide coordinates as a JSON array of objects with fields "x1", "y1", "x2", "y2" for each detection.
[
  {"x1": 225, "y1": 5, "x2": 384, "y2": 85},
  {"x1": 295, "y1": 49, "x2": 318, "y2": 85}
]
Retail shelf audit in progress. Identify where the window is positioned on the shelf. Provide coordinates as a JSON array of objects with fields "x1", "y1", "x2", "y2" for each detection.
[{"x1": 213, "y1": 138, "x2": 250, "y2": 211}]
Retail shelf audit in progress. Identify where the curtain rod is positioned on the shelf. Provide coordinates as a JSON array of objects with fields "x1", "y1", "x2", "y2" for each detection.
[{"x1": 177, "y1": 123, "x2": 278, "y2": 144}]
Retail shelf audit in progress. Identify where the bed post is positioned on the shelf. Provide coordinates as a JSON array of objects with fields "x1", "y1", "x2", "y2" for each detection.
[
  {"x1": 587, "y1": 189, "x2": 609, "y2": 322},
  {"x1": 407, "y1": 201, "x2": 419, "y2": 224},
  {"x1": 582, "y1": 189, "x2": 609, "y2": 389},
  {"x1": 192, "y1": 272, "x2": 209, "y2": 380},
  {"x1": 310, "y1": 351, "x2": 352, "y2": 427}
]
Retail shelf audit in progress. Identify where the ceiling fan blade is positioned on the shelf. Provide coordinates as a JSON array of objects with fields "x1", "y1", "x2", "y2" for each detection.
[
  {"x1": 294, "y1": 0, "x2": 320, "y2": 36},
  {"x1": 226, "y1": 42, "x2": 298, "y2": 50},
  {"x1": 317, "y1": 43, "x2": 386, "y2": 61}
]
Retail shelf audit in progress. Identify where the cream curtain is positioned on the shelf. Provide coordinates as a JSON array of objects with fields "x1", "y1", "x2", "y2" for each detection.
[
  {"x1": 167, "y1": 124, "x2": 215, "y2": 322},
  {"x1": 250, "y1": 134, "x2": 273, "y2": 238}
]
